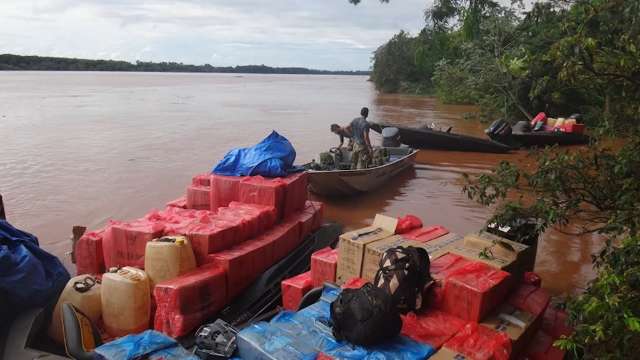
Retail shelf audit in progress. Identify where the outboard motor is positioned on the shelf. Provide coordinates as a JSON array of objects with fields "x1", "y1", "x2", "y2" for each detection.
[
  {"x1": 381, "y1": 127, "x2": 401, "y2": 147},
  {"x1": 485, "y1": 119, "x2": 512, "y2": 137}
]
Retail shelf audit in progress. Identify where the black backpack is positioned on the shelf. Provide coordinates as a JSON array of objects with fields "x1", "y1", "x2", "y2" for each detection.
[
  {"x1": 330, "y1": 283, "x2": 401, "y2": 346},
  {"x1": 373, "y1": 246, "x2": 432, "y2": 314}
]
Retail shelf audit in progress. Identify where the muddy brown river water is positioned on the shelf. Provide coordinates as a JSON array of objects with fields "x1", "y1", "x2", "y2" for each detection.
[{"x1": 0, "y1": 71, "x2": 600, "y2": 296}]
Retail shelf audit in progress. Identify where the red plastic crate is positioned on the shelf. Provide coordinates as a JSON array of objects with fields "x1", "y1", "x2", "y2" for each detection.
[
  {"x1": 443, "y1": 323, "x2": 512, "y2": 360},
  {"x1": 281, "y1": 271, "x2": 313, "y2": 311},
  {"x1": 403, "y1": 225, "x2": 449, "y2": 243},
  {"x1": 75, "y1": 228, "x2": 106, "y2": 275},
  {"x1": 186, "y1": 185, "x2": 211, "y2": 210},
  {"x1": 440, "y1": 262, "x2": 512, "y2": 322},
  {"x1": 210, "y1": 174, "x2": 244, "y2": 211},
  {"x1": 153, "y1": 264, "x2": 227, "y2": 338},
  {"x1": 401, "y1": 310, "x2": 467, "y2": 349},
  {"x1": 280, "y1": 172, "x2": 308, "y2": 218},
  {"x1": 102, "y1": 219, "x2": 165, "y2": 269},
  {"x1": 311, "y1": 247, "x2": 338, "y2": 287}
]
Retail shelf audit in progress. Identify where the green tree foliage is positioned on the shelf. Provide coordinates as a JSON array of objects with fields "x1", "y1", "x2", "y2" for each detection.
[
  {"x1": 463, "y1": 135, "x2": 640, "y2": 358},
  {"x1": 370, "y1": 0, "x2": 640, "y2": 129},
  {"x1": 0, "y1": 54, "x2": 369, "y2": 75}
]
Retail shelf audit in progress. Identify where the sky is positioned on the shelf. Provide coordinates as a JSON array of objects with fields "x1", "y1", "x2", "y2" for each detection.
[{"x1": 0, "y1": 0, "x2": 431, "y2": 70}]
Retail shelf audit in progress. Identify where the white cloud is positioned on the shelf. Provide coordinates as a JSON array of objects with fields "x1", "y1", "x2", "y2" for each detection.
[{"x1": 0, "y1": 0, "x2": 430, "y2": 70}]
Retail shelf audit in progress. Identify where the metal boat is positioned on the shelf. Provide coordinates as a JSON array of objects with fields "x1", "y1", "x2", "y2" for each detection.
[{"x1": 307, "y1": 147, "x2": 417, "y2": 197}]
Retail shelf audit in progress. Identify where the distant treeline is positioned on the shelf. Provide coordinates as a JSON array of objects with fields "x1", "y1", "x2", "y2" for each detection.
[{"x1": 0, "y1": 54, "x2": 369, "y2": 75}]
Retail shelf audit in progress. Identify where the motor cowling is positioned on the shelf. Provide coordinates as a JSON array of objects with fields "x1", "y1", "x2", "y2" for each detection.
[
  {"x1": 486, "y1": 119, "x2": 512, "y2": 137},
  {"x1": 381, "y1": 127, "x2": 401, "y2": 147}
]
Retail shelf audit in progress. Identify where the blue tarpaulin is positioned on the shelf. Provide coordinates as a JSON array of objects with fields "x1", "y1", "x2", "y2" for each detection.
[
  {"x1": 0, "y1": 219, "x2": 69, "y2": 323},
  {"x1": 212, "y1": 131, "x2": 297, "y2": 178},
  {"x1": 94, "y1": 330, "x2": 199, "y2": 360}
]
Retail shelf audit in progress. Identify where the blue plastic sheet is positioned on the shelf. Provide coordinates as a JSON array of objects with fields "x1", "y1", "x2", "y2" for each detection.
[
  {"x1": 94, "y1": 330, "x2": 199, "y2": 360},
  {"x1": 237, "y1": 285, "x2": 435, "y2": 360},
  {"x1": 0, "y1": 219, "x2": 69, "y2": 323},
  {"x1": 212, "y1": 131, "x2": 297, "y2": 178}
]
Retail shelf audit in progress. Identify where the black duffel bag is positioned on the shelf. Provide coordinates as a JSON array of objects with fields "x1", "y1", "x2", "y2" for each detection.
[{"x1": 330, "y1": 283, "x2": 401, "y2": 346}]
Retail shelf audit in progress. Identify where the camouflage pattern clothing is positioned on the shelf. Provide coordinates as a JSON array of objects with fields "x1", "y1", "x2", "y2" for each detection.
[{"x1": 351, "y1": 143, "x2": 370, "y2": 170}]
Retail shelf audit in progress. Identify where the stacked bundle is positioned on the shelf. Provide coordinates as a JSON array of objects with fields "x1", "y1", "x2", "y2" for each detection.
[{"x1": 72, "y1": 170, "x2": 323, "y2": 339}]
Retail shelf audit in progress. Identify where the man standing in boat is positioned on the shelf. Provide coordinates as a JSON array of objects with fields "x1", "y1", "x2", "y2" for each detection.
[
  {"x1": 350, "y1": 107, "x2": 372, "y2": 169},
  {"x1": 330, "y1": 107, "x2": 372, "y2": 169}
]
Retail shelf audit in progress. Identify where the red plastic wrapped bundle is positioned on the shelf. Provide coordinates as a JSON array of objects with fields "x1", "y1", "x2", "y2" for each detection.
[
  {"x1": 402, "y1": 310, "x2": 467, "y2": 349},
  {"x1": 206, "y1": 247, "x2": 252, "y2": 301},
  {"x1": 166, "y1": 196, "x2": 187, "y2": 209},
  {"x1": 443, "y1": 323, "x2": 512, "y2": 360},
  {"x1": 316, "y1": 354, "x2": 334, "y2": 360},
  {"x1": 341, "y1": 278, "x2": 368, "y2": 289},
  {"x1": 224, "y1": 202, "x2": 278, "y2": 237},
  {"x1": 187, "y1": 218, "x2": 241, "y2": 264},
  {"x1": 75, "y1": 228, "x2": 106, "y2": 275},
  {"x1": 102, "y1": 219, "x2": 165, "y2": 269},
  {"x1": 239, "y1": 176, "x2": 286, "y2": 218},
  {"x1": 187, "y1": 185, "x2": 211, "y2": 210},
  {"x1": 280, "y1": 172, "x2": 308, "y2": 218},
  {"x1": 395, "y1": 215, "x2": 423, "y2": 234},
  {"x1": 192, "y1": 173, "x2": 211, "y2": 186},
  {"x1": 281, "y1": 271, "x2": 313, "y2": 311},
  {"x1": 210, "y1": 174, "x2": 244, "y2": 211},
  {"x1": 307, "y1": 201, "x2": 324, "y2": 230},
  {"x1": 508, "y1": 284, "x2": 550, "y2": 318},
  {"x1": 403, "y1": 225, "x2": 450, "y2": 243},
  {"x1": 520, "y1": 331, "x2": 565, "y2": 360},
  {"x1": 297, "y1": 201, "x2": 324, "y2": 239},
  {"x1": 153, "y1": 264, "x2": 227, "y2": 338},
  {"x1": 430, "y1": 253, "x2": 472, "y2": 281},
  {"x1": 311, "y1": 247, "x2": 338, "y2": 287},
  {"x1": 542, "y1": 307, "x2": 572, "y2": 339},
  {"x1": 440, "y1": 262, "x2": 512, "y2": 322},
  {"x1": 523, "y1": 272, "x2": 542, "y2": 288}
]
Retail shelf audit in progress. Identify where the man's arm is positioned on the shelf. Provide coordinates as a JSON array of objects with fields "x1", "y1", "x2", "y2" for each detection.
[{"x1": 339, "y1": 134, "x2": 344, "y2": 147}]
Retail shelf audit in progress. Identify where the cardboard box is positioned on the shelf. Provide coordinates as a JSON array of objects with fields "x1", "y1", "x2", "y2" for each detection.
[
  {"x1": 335, "y1": 214, "x2": 397, "y2": 284},
  {"x1": 481, "y1": 304, "x2": 537, "y2": 355},
  {"x1": 360, "y1": 235, "x2": 407, "y2": 282},
  {"x1": 418, "y1": 233, "x2": 464, "y2": 260},
  {"x1": 429, "y1": 347, "x2": 470, "y2": 359},
  {"x1": 448, "y1": 231, "x2": 536, "y2": 280},
  {"x1": 465, "y1": 231, "x2": 535, "y2": 270}
]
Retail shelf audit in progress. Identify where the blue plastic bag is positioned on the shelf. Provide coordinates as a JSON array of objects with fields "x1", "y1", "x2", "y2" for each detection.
[
  {"x1": 94, "y1": 330, "x2": 199, "y2": 360},
  {"x1": 237, "y1": 285, "x2": 435, "y2": 360},
  {"x1": 0, "y1": 219, "x2": 69, "y2": 323},
  {"x1": 213, "y1": 131, "x2": 297, "y2": 178}
]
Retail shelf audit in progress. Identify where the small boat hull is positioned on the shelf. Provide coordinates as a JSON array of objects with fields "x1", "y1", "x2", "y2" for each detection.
[
  {"x1": 308, "y1": 148, "x2": 417, "y2": 197},
  {"x1": 488, "y1": 131, "x2": 590, "y2": 148},
  {"x1": 371, "y1": 124, "x2": 512, "y2": 153}
]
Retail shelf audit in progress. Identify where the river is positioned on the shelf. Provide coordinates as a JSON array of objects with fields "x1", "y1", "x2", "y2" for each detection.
[{"x1": 0, "y1": 71, "x2": 600, "y2": 296}]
